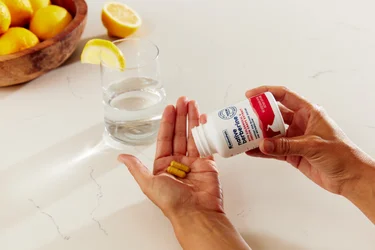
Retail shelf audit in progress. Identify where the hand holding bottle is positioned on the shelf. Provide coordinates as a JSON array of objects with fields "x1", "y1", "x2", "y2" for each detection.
[{"x1": 246, "y1": 86, "x2": 375, "y2": 223}]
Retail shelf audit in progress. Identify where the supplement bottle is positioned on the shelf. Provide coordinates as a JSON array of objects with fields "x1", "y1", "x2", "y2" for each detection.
[{"x1": 192, "y1": 92, "x2": 286, "y2": 158}]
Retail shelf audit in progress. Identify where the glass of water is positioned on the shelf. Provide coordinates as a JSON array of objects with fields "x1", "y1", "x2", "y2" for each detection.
[{"x1": 101, "y1": 38, "x2": 166, "y2": 145}]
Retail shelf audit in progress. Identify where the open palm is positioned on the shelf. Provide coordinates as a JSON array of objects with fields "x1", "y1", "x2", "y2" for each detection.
[{"x1": 119, "y1": 97, "x2": 223, "y2": 218}]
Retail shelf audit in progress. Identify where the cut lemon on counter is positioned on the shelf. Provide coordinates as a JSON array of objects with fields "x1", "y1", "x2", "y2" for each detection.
[
  {"x1": 80, "y1": 39, "x2": 126, "y2": 71},
  {"x1": 101, "y1": 2, "x2": 142, "y2": 38}
]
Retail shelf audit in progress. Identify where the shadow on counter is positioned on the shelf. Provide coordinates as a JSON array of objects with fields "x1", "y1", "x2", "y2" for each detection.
[{"x1": 0, "y1": 122, "x2": 155, "y2": 231}]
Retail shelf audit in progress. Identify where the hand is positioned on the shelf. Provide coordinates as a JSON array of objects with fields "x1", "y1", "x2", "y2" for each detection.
[
  {"x1": 119, "y1": 98, "x2": 252, "y2": 250},
  {"x1": 118, "y1": 97, "x2": 223, "y2": 219},
  {"x1": 246, "y1": 86, "x2": 375, "y2": 196}
]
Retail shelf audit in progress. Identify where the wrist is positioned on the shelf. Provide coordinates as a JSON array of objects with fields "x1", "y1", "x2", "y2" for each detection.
[
  {"x1": 168, "y1": 210, "x2": 251, "y2": 250},
  {"x1": 169, "y1": 210, "x2": 227, "y2": 231},
  {"x1": 342, "y1": 158, "x2": 375, "y2": 200},
  {"x1": 342, "y1": 159, "x2": 375, "y2": 223}
]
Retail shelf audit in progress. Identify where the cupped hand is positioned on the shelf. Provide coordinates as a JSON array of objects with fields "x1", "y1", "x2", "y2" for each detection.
[
  {"x1": 118, "y1": 97, "x2": 223, "y2": 219},
  {"x1": 246, "y1": 86, "x2": 375, "y2": 195}
]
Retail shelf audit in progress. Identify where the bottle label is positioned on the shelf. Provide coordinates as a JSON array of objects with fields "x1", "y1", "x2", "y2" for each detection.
[
  {"x1": 216, "y1": 93, "x2": 283, "y2": 154},
  {"x1": 250, "y1": 94, "x2": 282, "y2": 138}
]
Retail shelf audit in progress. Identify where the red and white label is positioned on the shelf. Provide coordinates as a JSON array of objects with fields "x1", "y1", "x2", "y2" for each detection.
[
  {"x1": 250, "y1": 93, "x2": 282, "y2": 138},
  {"x1": 208, "y1": 92, "x2": 285, "y2": 157}
]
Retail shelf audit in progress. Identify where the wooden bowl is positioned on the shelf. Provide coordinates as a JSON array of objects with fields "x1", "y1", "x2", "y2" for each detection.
[{"x1": 0, "y1": 0, "x2": 88, "y2": 87}]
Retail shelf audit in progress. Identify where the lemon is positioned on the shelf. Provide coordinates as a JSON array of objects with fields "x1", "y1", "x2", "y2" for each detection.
[
  {"x1": 0, "y1": 27, "x2": 39, "y2": 55},
  {"x1": 30, "y1": 5, "x2": 72, "y2": 40},
  {"x1": 0, "y1": 1, "x2": 11, "y2": 34},
  {"x1": 101, "y1": 2, "x2": 142, "y2": 38},
  {"x1": 29, "y1": 0, "x2": 50, "y2": 12},
  {"x1": 1, "y1": 0, "x2": 33, "y2": 27},
  {"x1": 81, "y1": 39, "x2": 126, "y2": 71}
]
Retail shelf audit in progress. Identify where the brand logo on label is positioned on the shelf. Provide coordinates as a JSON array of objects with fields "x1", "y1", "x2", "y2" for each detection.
[
  {"x1": 218, "y1": 107, "x2": 237, "y2": 120},
  {"x1": 222, "y1": 130, "x2": 233, "y2": 149}
]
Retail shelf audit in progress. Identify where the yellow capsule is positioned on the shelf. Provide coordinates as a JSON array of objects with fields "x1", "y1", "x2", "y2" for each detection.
[
  {"x1": 170, "y1": 161, "x2": 191, "y2": 173},
  {"x1": 167, "y1": 166, "x2": 187, "y2": 178}
]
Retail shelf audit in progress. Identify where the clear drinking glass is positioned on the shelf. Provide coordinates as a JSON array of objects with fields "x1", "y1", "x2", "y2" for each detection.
[{"x1": 101, "y1": 38, "x2": 166, "y2": 145}]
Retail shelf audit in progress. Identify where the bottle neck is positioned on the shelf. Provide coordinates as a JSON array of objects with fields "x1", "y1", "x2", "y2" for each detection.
[{"x1": 192, "y1": 125, "x2": 215, "y2": 158}]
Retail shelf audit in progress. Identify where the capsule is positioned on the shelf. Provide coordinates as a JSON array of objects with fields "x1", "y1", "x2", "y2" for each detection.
[
  {"x1": 170, "y1": 161, "x2": 191, "y2": 173},
  {"x1": 167, "y1": 166, "x2": 187, "y2": 178}
]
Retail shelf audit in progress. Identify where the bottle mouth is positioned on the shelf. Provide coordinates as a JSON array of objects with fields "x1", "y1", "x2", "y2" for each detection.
[{"x1": 192, "y1": 125, "x2": 212, "y2": 158}]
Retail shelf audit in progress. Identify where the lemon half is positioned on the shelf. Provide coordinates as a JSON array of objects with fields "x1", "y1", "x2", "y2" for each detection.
[
  {"x1": 80, "y1": 39, "x2": 126, "y2": 71},
  {"x1": 101, "y1": 2, "x2": 142, "y2": 38}
]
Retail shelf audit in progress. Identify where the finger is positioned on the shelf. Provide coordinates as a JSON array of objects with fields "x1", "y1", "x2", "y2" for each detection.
[
  {"x1": 207, "y1": 155, "x2": 214, "y2": 161},
  {"x1": 286, "y1": 121, "x2": 305, "y2": 137},
  {"x1": 187, "y1": 101, "x2": 201, "y2": 157},
  {"x1": 155, "y1": 105, "x2": 176, "y2": 159},
  {"x1": 278, "y1": 103, "x2": 294, "y2": 125},
  {"x1": 245, "y1": 86, "x2": 312, "y2": 112},
  {"x1": 259, "y1": 135, "x2": 324, "y2": 157},
  {"x1": 246, "y1": 148, "x2": 286, "y2": 161},
  {"x1": 118, "y1": 154, "x2": 152, "y2": 194},
  {"x1": 173, "y1": 97, "x2": 189, "y2": 155},
  {"x1": 200, "y1": 114, "x2": 208, "y2": 124}
]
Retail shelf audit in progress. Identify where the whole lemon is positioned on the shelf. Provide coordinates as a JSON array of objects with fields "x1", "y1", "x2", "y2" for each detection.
[
  {"x1": 0, "y1": 27, "x2": 39, "y2": 55},
  {"x1": 1, "y1": 0, "x2": 33, "y2": 27},
  {"x1": 30, "y1": 5, "x2": 72, "y2": 40},
  {"x1": 0, "y1": 1, "x2": 11, "y2": 34},
  {"x1": 29, "y1": 0, "x2": 50, "y2": 12}
]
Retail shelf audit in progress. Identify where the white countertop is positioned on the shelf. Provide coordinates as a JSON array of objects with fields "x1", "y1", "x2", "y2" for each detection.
[{"x1": 1, "y1": 0, "x2": 375, "y2": 249}]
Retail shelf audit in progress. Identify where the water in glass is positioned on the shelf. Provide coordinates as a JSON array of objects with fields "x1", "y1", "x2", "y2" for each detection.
[{"x1": 104, "y1": 76, "x2": 166, "y2": 144}]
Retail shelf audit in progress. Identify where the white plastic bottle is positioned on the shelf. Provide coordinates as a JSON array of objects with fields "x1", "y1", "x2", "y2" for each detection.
[{"x1": 192, "y1": 92, "x2": 286, "y2": 158}]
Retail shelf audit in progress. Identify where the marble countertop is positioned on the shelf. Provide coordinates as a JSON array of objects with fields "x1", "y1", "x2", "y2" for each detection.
[{"x1": 1, "y1": 0, "x2": 375, "y2": 249}]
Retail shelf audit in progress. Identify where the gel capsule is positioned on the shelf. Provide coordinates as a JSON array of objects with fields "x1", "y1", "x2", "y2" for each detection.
[
  {"x1": 167, "y1": 166, "x2": 187, "y2": 178},
  {"x1": 171, "y1": 161, "x2": 191, "y2": 173}
]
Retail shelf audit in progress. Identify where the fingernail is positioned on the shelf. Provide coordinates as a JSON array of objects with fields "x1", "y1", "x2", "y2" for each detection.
[
  {"x1": 200, "y1": 114, "x2": 208, "y2": 124},
  {"x1": 178, "y1": 96, "x2": 187, "y2": 104},
  {"x1": 117, "y1": 154, "x2": 127, "y2": 163},
  {"x1": 262, "y1": 140, "x2": 275, "y2": 153}
]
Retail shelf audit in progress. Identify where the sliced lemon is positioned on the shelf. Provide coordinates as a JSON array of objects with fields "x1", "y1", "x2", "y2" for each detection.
[
  {"x1": 101, "y1": 2, "x2": 142, "y2": 38},
  {"x1": 80, "y1": 39, "x2": 126, "y2": 70}
]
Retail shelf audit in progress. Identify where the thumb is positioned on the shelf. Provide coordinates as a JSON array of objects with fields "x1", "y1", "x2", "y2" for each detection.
[
  {"x1": 260, "y1": 136, "x2": 322, "y2": 157},
  {"x1": 118, "y1": 154, "x2": 152, "y2": 194}
]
